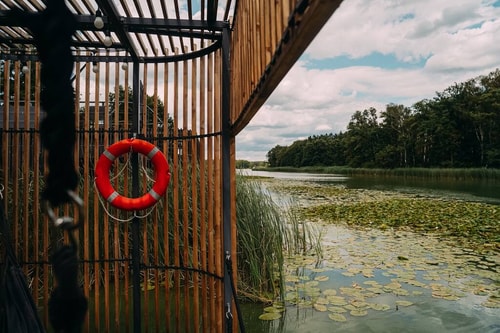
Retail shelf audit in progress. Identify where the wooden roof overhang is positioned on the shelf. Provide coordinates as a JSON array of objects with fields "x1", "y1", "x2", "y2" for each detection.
[
  {"x1": 0, "y1": 0, "x2": 344, "y2": 132},
  {"x1": 0, "y1": 0, "x2": 233, "y2": 64}
]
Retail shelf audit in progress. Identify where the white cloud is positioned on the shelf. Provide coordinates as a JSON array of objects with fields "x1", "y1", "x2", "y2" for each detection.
[{"x1": 236, "y1": 0, "x2": 500, "y2": 161}]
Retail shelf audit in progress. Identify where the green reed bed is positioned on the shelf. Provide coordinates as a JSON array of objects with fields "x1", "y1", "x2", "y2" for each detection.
[
  {"x1": 235, "y1": 175, "x2": 321, "y2": 301},
  {"x1": 255, "y1": 166, "x2": 500, "y2": 181},
  {"x1": 3, "y1": 165, "x2": 321, "y2": 303}
]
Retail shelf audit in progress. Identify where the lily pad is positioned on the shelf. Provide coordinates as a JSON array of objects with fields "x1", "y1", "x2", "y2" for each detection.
[
  {"x1": 395, "y1": 300, "x2": 413, "y2": 307},
  {"x1": 328, "y1": 306, "x2": 347, "y2": 313},
  {"x1": 350, "y1": 309, "x2": 368, "y2": 316},
  {"x1": 259, "y1": 312, "x2": 281, "y2": 321},
  {"x1": 264, "y1": 306, "x2": 285, "y2": 313},
  {"x1": 328, "y1": 313, "x2": 347, "y2": 322},
  {"x1": 323, "y1": 289, "x2": 337, "y2": 296},
  {"x1": 313, "y1": 303, "x2": 328, "y2": 312},
  {"x1": 315, "y1": 275, "x2": 329, "y2": 282}
]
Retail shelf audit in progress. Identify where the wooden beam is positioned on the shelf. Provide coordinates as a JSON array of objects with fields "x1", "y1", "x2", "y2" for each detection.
[{"x1": 231, "y1": 0, "x2": 344, "y2": 134}]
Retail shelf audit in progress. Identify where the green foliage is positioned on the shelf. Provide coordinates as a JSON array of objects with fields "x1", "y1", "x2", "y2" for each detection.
[
  {"x1": 299, "y1": 197, "x2": 500, "y2": 248},
  {"x1": 267, "y1": 69, "x2": 500, "y2": 169},
  {"x1": 235, "y1": 175, "x2": 321, "y2": 300}
]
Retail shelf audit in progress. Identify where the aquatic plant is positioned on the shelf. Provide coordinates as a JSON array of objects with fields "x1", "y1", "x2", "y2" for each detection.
[{"x1": 235, "y1": 175, "x2": 322, "y2": 301}]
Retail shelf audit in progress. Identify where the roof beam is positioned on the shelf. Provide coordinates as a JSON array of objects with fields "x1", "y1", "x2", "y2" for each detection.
[
  {"x1": 94, "y1": 0, "x2": 139, "y2": 62},
  {"x1": 207, "y1": 0, "x2": 218, "y2": 25}
]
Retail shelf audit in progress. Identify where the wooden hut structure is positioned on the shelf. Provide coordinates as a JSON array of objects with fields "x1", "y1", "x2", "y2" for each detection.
[{"x1": 0, "y1": 0, "x2": 343, "y2": 331}]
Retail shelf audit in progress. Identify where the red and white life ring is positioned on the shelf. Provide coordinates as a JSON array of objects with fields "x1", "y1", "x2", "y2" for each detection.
[{"x1": 95, "y1": 138, "x2": 170, "y2": 211}]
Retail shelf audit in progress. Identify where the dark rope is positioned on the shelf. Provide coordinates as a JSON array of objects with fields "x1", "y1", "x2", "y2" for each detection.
[
  {"x1": 48, "y1": 245, "x2": 87, "y2": 333},
  {"x1": 0, "y1": 197, "x2": 45, "y2": 333},
  {"x1": 225, "y1": 254, "x2": 246, "y2": 333},
  {"x1": 5, "y1": 2, "x2": 87, "y2": 332},
  {"x1": 9, "y1": 0, "x2": 79, "y2": 206}
]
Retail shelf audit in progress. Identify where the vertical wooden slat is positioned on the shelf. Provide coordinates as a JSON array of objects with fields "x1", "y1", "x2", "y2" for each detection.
[
  {"x1": 103, "y1": 57, "x2": 111, "y2": 333},
  {"x1": 213, "y1": 47, "x2": 223, "y2": 333},
  {"x1": 152, "y1": 61, "x2": 160, "y2": 333},
  {"x1": 264, "y1": 0, "x2": 272, "y2": 65},
  {"x1": 141, "y1": 62, "x2": 150, "y2": 333},
  {"x1": 191, "y1": 45, "x2": 200, "y2": 332},
  {"x1": 93, "y1": 63, "x2": 101, "y2": 329},
  {"x1": 12, "y1": 61, "x2": 20, "y2": 250},
  {"x1": 206, "y1": 49, "x2": 215, "y2": 333},
  {"x1": 22, "y1": 60, "x2": 31, "y2": 278},
  {"x1": 162, "y1": 60, "x2": 171, "y2": 331},
  {"x1": 33, "y1": 61, "x2": 41, "y2": 312},
  {"x1": 82, "y1": 59, "x2": 91, "y2": 332},
  {"x1": 122, "y1": 63, "x2": 131, "y2": 333},
  {"x1": 199, "y1": 47, "x2": 209, "y2": 333},
  {"x1": 73, "y1": 56, "x2": 82, "y2": 317},
  {"x1": 112, "y1": 59, "x2": 122, "y2": 332},
  {"x1": 172, "y1": 47, "x2": 181, "y2": 333},
  {"x1": 182, "y1": 49, "x2": 190, "y2": 333}
]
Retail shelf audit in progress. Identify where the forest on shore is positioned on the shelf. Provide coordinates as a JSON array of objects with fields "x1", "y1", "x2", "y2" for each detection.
[{"x1": 264, "y1": 69, "x2": 500, "y2": 169}]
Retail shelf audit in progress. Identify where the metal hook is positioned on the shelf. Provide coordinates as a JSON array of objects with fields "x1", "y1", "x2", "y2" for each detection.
[{"x1": 45, "y1": 190, "x2": 84, "y2": 248}]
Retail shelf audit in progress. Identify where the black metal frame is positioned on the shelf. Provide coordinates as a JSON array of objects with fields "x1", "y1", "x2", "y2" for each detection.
[{"x1": 0, "y1": 0, "x2": 236, "y2": 331}]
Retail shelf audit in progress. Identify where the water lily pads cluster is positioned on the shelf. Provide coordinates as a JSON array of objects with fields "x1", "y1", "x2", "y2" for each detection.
[
  {"x1": 258, "y1": 226, "x2": 499, "y2": 322},
  {"x1": 257, "y1": 179, "x2": 499, "y2": 323}
]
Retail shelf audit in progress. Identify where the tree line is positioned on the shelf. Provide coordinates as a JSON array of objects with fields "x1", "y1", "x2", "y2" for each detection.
[{"x1": 266, "y1": 69, "x2": 500, "y2": 169}]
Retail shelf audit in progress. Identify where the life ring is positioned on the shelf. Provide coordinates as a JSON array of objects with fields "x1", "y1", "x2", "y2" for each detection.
[{"x1": 95, "y1": 138, "x2": 170, "y2": 211}]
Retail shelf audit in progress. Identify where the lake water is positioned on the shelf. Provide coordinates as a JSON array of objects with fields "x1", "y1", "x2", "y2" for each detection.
[
  {"x1": 239, "y1": 169, "x2": 500, "y2": 205},
  {"x1": 237, "y1": 169, "x2": 500, "y2": 333}
]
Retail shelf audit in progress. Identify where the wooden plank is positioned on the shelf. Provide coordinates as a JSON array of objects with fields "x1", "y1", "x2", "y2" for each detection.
[
  {"x1": 141, "y1": 62, "x2": 150, "y2": 333},
  {"x1": 22, "y1": 60, "x2": 31, "y2": 279},
  {"x1": 93, "y1": 63, "x2": 101, "y2": 328},
  {"x1": 112, "y1": 59, "x2": 122, "y2": 331},
  {"x1": 162, "y1": 60, "x2": 171, "y2": 332},
  {"x1": 190, "y1": 45, "x2": 201, "y2": 332},
  {"x1": 103, "y1": 57, "x2": 111, "y2": 333},
  {"x1": 12, "y1": 61, "x2": 20, "y2": 250},
  {"x1": 198, "y1": 46, "x2": 209, "y2": 333},
  {"x1": 182, "y1": 51, "x2": 190, "y2": 333},
  {"x1": 33, "y1": 61, "x2": 41, "y2": 314},
  {"x1": 231, "y1": 0, "x2": 344, "y2": 134},
  {"x1": 123, "y1": 64, "x2": 131, "y2": 333},
  {"x1": 172, "y1": 47, "x2": 181, "y2": 333},
  {"x1": 152, "y1": 61, "x2": 161, "y2": 333},
  {"x1": 1, "y1": 61, "x2": 9, "y2": 210},
  {"x1": 213, "y1": 47, "x2": 223, "y2": 333},
  {"x1": 206, "y1": 49, "x2": 215, "y2": 332},
  {"x1": 82, "y1": 58, "x2": 92, "y2": 331}
]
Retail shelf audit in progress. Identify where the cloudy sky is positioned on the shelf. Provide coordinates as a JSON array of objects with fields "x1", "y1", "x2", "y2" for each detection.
[{"x1": 236, "y1": 0, "x2": 500, "y2": 161}]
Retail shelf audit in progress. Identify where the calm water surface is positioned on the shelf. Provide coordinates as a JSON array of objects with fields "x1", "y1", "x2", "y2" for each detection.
[
  {"x1": 240, "y1": 169, "x2": 500, "y2": 205},
  {"x1": 238, "y1": 169, "x2": 500, "y2": 333}
]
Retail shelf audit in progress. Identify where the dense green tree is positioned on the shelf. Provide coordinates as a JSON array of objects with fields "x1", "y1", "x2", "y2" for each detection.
[
  {"x1": 265, "y1": 69, "x2": 500, "y2": 169},
  {"x1": 344, "y1": 107, "x2": 381, "y2": 167},
  {"x1": 108, "y1": 85, "x2": 171, "y2": 130},
  {"x1": 280, "y1": 140, "x2": 306, "y2": 167},
  {"x1": 379, "y1": 104, "x2": 413, "y2": 167},
  {"x1": 266, "y1": 145, "x2": 286, "y2": 167}
]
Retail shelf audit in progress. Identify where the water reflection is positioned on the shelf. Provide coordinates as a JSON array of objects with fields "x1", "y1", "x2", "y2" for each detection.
[
  {"x1": 241, "y1": 225, "x2": 499, "y2": 333},
  {"x1": 238, "y1": 169, "x2": 500, "y2": 205},
  {"x1": 237, "y1": 171, "x2": 500, "y2": 332}
]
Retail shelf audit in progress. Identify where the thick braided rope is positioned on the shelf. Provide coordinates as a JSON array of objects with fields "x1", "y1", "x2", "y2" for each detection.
[{"x1": 16, "y1": 0, "x2": 79, "y2": 206}]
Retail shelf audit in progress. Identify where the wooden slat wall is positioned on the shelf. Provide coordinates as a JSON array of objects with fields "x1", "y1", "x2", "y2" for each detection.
[
  {"x1": 0, "y1": 47, "x2": 224, "y2": 332},
  {"x1": 230, "y1": 0, "x2": 344, "y2": 134}
]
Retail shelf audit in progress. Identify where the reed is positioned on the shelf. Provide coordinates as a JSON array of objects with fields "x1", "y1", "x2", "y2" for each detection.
[
  {"x1": 2, "y1": 163, "x2": 321, "y2": 303},
  {"x1": 235, "y1": 175, "x2": 322, "y2": 301},
  {"x1": 256, "y1": 166, "x2": 500, "y2": 181}
]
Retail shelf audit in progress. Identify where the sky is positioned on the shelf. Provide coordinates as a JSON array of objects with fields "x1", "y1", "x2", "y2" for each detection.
[{"x1": 235, "y1": 0, "x2": 500, "y2": 161}]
